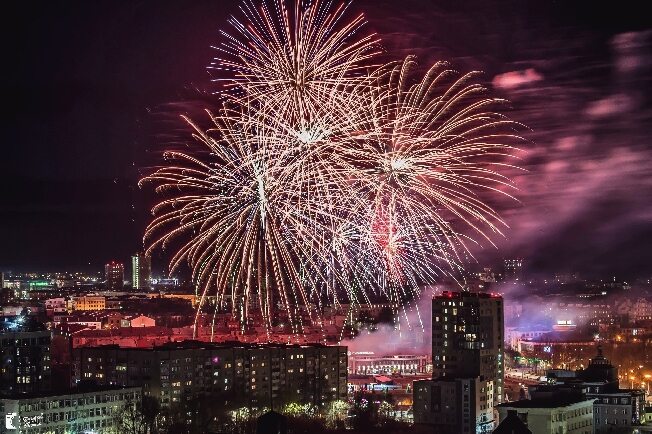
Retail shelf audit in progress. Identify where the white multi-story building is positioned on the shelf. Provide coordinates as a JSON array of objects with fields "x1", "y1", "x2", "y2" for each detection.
[
  {"x1": 0, "y1": 386, "x2": 141, "y2": 434},
  {"x1": 497, "y1": 394, "x2": 594, "y2": 434}
]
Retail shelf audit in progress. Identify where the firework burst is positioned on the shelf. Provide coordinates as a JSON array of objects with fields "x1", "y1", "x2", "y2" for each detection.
[
  {"x1": 211, "y1": 0, "x2": 380, "y2": 131},
  {"x1": 143, "y1": 1, "x2": 523, "y2": 334},
  {"x1": 331, "y1": 57, "x2": 523, "y2": 313},
  {"x1": 142, "y1": 107, "x2": 354, "y2": 332}
]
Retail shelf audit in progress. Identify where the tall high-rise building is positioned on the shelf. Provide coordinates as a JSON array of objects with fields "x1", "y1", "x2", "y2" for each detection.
[
  {"x1": 414, "y1": 291, "x2": 504, "y2": 433},
  {"x1": 104, "y1": 261, "x2": 124, "y2": 291},
  {"x1": 131, "y1": 253, "x2": 151, "y2": 290},
  {"x1": 431, "y1": 291, "x2": 504, "y2": 399},
  {"x1": 0, "y1": 271, "x2": 11, "y2": 305}
]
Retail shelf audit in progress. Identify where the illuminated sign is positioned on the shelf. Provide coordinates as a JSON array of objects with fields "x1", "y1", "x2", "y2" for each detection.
[
  {"x1": 21, "y1": 413, "x2": 44, "y2": 428},
  {"x1": 543, "y1": 346, "x2": 552, "y2": 353},
  {"x1": 4, "y1": 413, "x2": 44, "y2": 429},
  {"x1": 5, "y1": 413, "x2": 17, "y2": 429}
]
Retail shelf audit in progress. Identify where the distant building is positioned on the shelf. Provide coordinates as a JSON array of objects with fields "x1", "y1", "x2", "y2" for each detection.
[
  {"x1": 504, "y1": 259, "x2": 524, "y2": 280},
  {"x1": 73, "y1": 341, "x2": 347, "y2": 408},
  {"x1": 0, "y1": 318, "x2": 51, "y2": 396},
  {"x1": 348, "y1": 353, "x2": 429, "y2": 375},
  {"x1": 73, "y1": 295, "x2": 106, "y2": 311},
  {"x1": 104, "y1": 261, "x2": 124, "y2": 291},
  {"x1": 57, "y1": 314, "x2": 103, "y2": 330},
  {"x1": 504, "y1": 327, "x2": 551, "y2": 351},
  {"x1": 413, "y1": 291, "x2": 504, "y2": 433},
  {"x1": 0, "y1": 285, "x2": 12, "y2": 306},
  {"x1": 539, "y1": 346, "x2": 647, "y2": 433},
  {"x1": 44, "y1": 297, "x2": 69, "y2": 316},
  {"x1": 580, "y1": 347, "x2": 646, "y2": 433},
  {"x1": 122, "y1": 314, "x2": 155, "y2": 328},
  {"x1": 615, "y1": 297, "x2": 652, "y2": 322},
  {"x1": 131, "y1": 253, "x2": 151, "y2": 290},
  {"x1": 0, "y1": 386, "x2": 140, "y2": 434}
]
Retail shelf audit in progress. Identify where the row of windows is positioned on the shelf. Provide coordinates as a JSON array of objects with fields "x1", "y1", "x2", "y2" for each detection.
[
  {"x1": 550, "y1": 406, "x2": 592, "y2": 422},
  {"x1": 21, "y1": 419, "x2": 114, "y2": 434},
  {"x1": 1, "y1": 338, "x2": 50, "y2": 346},
  {"x1": 595, "y1": 407, "x2": 630, "y2": 415},
  {"x1": 18, "y1": 392, "x2": 139, "y2": 411},
  {"x1": 596, "y1": 418, "x2": 631, "y2": 426}
]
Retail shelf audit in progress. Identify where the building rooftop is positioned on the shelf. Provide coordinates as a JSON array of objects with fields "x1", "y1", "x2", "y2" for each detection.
[
  {"x1": 75, "y1": 340, "x2": 345, "y2": 351},
  {"x1": 0, "y1": 385, "x2": 140, "y2": 401},
  {"x1": 436, "y1": 290, "x2": 502, "y2": 300},
  {"x1": 577, "y1": 345, "x2": 619, "y2": 386},
  {"x1": 493, "y1": 410, "x2": 532, "y2": 434}
]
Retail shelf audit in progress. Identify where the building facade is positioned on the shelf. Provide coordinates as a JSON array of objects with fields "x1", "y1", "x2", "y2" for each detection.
[
  {"x1": 73, "y1": 296, "x2": 106, "y2": 311},
  {"x1": 104, "y1": 262, "x2": 124, "y2": 292},
  {"x1": 1, "y1": 319, "x2": 51, "y2": 396},
  {"x1": 592, "y1": 390, "x2": 646, "y2": 433},
  {"x1": 431, "y1": 291, "x2": 504, "y2": 404},
  {"x1": 348, "y1": 353, "x2": 430, "y2": 375},
  {"x1": 413, "y1": 291, "x2": 505, "y2": 433},
  {"x1": 497, "y1": 394, "x2": 594, "y2": 434},
  {"x1": 73, "y1": 342, "x2": 347, "y2": 408},
  {"x1": 131, "y1": 253, "x2": 151, "y2": 291},
  {"x1": 0, "y1": 386, "x2": 141, "y2": 434},
  {"x1": 413, "y1": 377, "x2": 495, "y2": 433}
]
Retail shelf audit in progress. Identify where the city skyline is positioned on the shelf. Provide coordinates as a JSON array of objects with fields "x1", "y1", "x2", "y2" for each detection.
[{"x1": 1, "y1": 2, "x2": 651, "y2": 433}]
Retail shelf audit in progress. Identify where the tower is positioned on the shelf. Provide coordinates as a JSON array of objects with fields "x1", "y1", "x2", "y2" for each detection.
[
  {"x1": 414, "y1": 290, "x2": 504, "y2": 433},
  {"x1": 131, "y1": 252, "x2": 152, "y2": 290},
  {"x1": 503, "y1": 259, "x2": 523, "y2": 280},
  {"x1": 431, "y1": 291, "x2": 504, "y2": 402},
  {"x1": 104, "y1": 261, "x2": 124, "y2": 291}
]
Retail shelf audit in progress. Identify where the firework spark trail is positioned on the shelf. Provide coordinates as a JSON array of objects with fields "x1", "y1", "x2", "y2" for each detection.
[
  {"x1": 142, "y1": 109, "x2": 352, "y2": 333},
  {"x1": 211, "y1": 0, "x2": 380, "y2": 131},
  {"x1": 143, "y1": 1, "x2": 523, "y2": 336},
  {"x1": 330, "y1": 56, "x2": 523, "y2": 323}
]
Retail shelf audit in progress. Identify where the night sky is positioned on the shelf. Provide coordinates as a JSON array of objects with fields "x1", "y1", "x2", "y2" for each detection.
[{"x1": 2, "y1": 0, "x2": 650, "y2": 278}]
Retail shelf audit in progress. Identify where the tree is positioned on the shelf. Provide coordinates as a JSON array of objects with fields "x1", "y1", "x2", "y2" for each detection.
[
  {"x1": 324, "y1": 400, "x2": 349, "y2": 430},
  {"x1": 113, "y1": 396, "x2": 162, "y2": 434},
  {"x1": 115, "y1": 397, "x2": 147, "y2": 434},
  {"x1": 140, "y1": 395, "x2": 161, "y2": 434}
]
